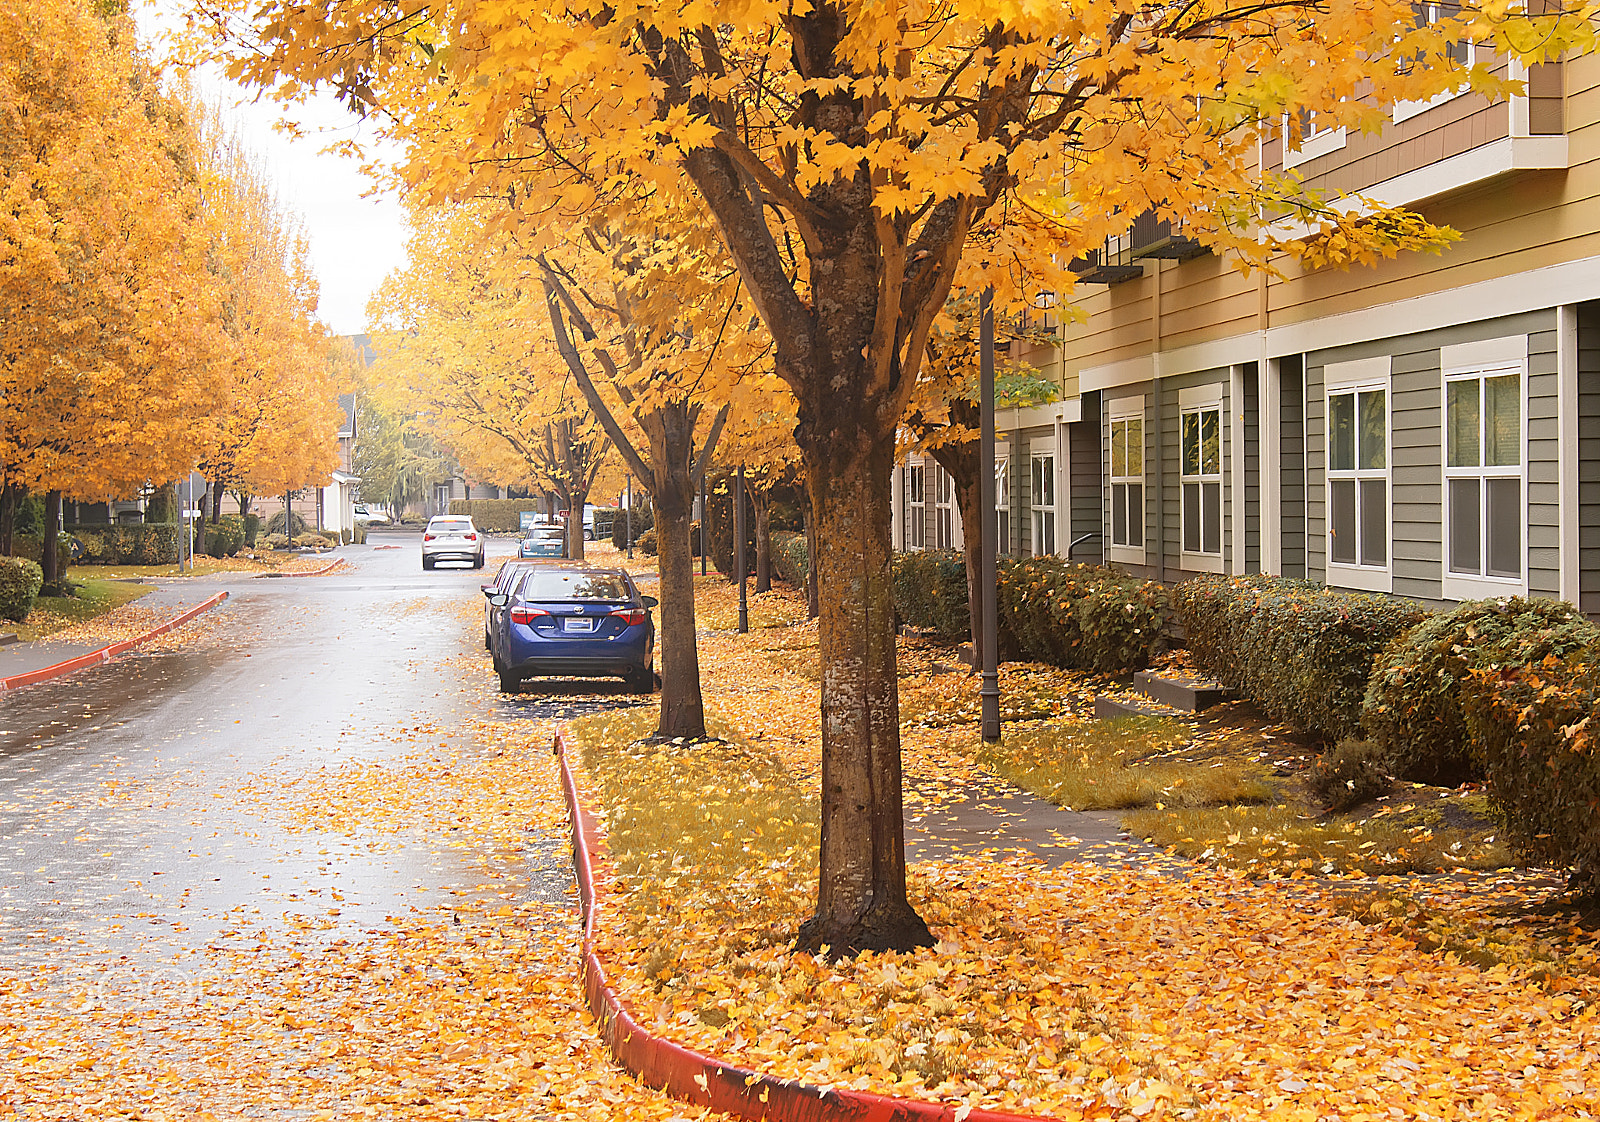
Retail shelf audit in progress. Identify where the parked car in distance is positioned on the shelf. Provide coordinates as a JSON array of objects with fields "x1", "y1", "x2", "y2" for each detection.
[
  {"x1": 519, "y1": 526, "x2": 567, "y2": 558},
  {"x1": 422, "y1": 515, "x2": 485, "y2": 569},
  {"x1": 353, "y1": 504, "x2": 389, "y2": 523},
  {"x1": 486, "y1": 566, "x2": 657, "y2": 693},
  {"x1": 481, "y1": 560, "x2": 539, "y2": 649}
]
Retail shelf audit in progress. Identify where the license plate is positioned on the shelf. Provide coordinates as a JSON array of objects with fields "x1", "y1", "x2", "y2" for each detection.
[{"x1": 564, "y1": 618, "x2": 595, "y2": 633}]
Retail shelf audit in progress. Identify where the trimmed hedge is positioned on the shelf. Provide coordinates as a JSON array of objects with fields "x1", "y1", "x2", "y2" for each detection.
[
  {"x1": 891, "y1": 550, "x2": 970, "y2": 638},
  {"x1": 1171, "y1": 574, "x2": 1427, "y2": 744},
  {"x1": 613, "y1": 502, "x2": 653, "y2": 550},
  {"x1": 447, "y1": 498, "x2": 543, "y2": 532},
  {"x1": 68, "y1": 524, "x2": 181, "y2": 566},
  {"x1": 1463, "y1": 650, "x2": 1600, "y2": 890},
  {"x1": 997, "y1": 557, "x2": 1167, "y2": 673},
  {"x1": 1365, "y1": 597, "x2": 1598, "y2": 785},
  {"x1": 265, "y1": 510, "x2": 308, "y2": 537},
  {"x1": 770, "y1": 530, "x2": 808, "y2": 587},
  {"x1": 11, "y1": 533, "x2": 72, "y2": 575},
  {"x1": 203, "y1": 516, "x2": 247, "y2": 558},
  {"x1": 0, "y1": 556, "x2": 43, "y2": 622}
]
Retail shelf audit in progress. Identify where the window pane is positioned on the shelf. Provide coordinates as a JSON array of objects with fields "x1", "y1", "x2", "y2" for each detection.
[
  {"x1": 1182, "y1": 413, "x2": 1200, "y2": 477},
  {"x1": 1328, "y1": 393, "x2": 1355, "y2": 472},
  {"x1": 1330, "y1": 479, "x2": 1357, "y2": 565},
  {"x1": 1447, "y1": 379, "x2": 1479, "y2": 468},
  {"x1": 995, "y1": 459, "x2": 1009, "y2": 505},
  {"x1": 1449, "y1": 477, "x2": 1480, "y2": 574},
  {"x1": 1111, "y1": 483, "x2": 1127, "y2": 545},
  {"x1": 1111, "y1": 422, "x2": 1126, "y2": 478},
  {"x1": 1485, "y1": 374, "x2": 1521, "y2": 467},
  {"x1": 1043, "y1": 511, "x2": 1056, "y2": 554},
  {"x1": 1040, "y1": 457, "x2": 1054, "y2": 505},
  {"x1": 1201, "y1": 408, "x2": 1221, "y2": 475},
  {"x1": 1202, "y1": 481, "x2": 1222, "y2": 554},
  {"x1": 1359, "y1": 390, "x2": 1386, "y2": 470},
  {"x1": 1127, "y1": 484, "x2": 1143, "y2": 547},
  {"x1": 997, "y1": 511, "x2": 1009, "y2": 556},
  {"x1": 1183, "y1": 481, "x2": 1201, "y2": 552},
  {"x1": 1359, "y1": 478, "x2": 1387, "y2": 566},
  {"x1": 1486, "y1": 478, "x2": 1521, "y2": 577},
  {"x1": 1126, "y1": 419, "x2": 1143, "y2": 476}
]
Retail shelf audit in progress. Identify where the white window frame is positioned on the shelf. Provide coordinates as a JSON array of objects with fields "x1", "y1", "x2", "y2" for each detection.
[
  {"x1": 907, "y1": 461, "x2": 926, "y2": 550},
  {"x1": 934, "y1": 464, "x2": 957, "y2": 550},
  {"x1": 1441, "y1": 336, "x2": 1528, "y2": 601},
  {"x1": 995, "y1": 451, "x2": 1011, "y2": 557},
  {"x1": 1030, "y1": 450, "x2": 1057, "y2": 556},
  {"x1": 1179, "y1": 384, "x2": 1226, "y2": 574},
  {"x1": 1107, "y1": 396, "x2": 1146, "y2": 565},
  {"x1": 1324, "y1": 357, "x2": 1393, "y2": 593},
  {"x1": 1394, "y1": 3, "x2": 1477, "y2": 124}
]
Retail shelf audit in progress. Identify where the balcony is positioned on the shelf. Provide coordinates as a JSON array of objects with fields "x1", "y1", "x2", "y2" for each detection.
[{"x1": 1070, "y1": 211, "x2": 1209, "y2": 284}]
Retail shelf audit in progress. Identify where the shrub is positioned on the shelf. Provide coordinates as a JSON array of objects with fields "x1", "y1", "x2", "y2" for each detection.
[
  {"x1": 891, "y1": 550, "x2": 969, "y2": 637},
  {"x1": 1309, "y1": 739, "x2": 1391, "y2": 812},
  {"x1": 351, "y1": 522, "x2": 367, "y2": 545},
  {"x1": 770, "y1": 530, "x2": 808, "y2": 587},
  {"x1": 0, "y1": 556, "x2": 43, "y2": 622},
  {"x1": 203, "y1": 517, "x2": 246, "y2": 558},
  {"x1": 1365, "y1": 597, "x2": 1598, "y2": 785},
  {"x1": 592, "y1": 508, "x2": 618, "y2": 540},
  {"x1": 612, "y1": 502, "x2": 654, "y2": 550},
  {"x1": 243, "y1": 513, "x2": 261, "y2": 547},
  {"x1": 265, "y1": 510, "x2": 307, "y2": 537},
  {"x1": 997, "y1": 557, "x2": 1168, "y2": 673},
  {"x1": 636, "y1": 526, "x2": 659, "y2": 556},
  {"x1": 1463, "y1": 651, "x2": 1600, "y2": 892},
  {"x1": 11, "y1": 533, "x2": 72, "y2": 574},
  {"x1": 1171, "y1": 574, "x2": 1427, "y2": 744},
  {"x1": 293, "y1": 532, "x2": 335, "y2": 549},
  {"x1": 262, "y1": 533, "x2": 290, "y2": 550},
  {"x1": 63, "y1": 524, "x2": 180, "y2": 566},
  {"x1": 446, "y1": 498, "x2": 544, "y2": 532}
]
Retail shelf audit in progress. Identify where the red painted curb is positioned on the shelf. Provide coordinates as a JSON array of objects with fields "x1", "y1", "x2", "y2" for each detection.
[
  {"x1": 554, "y1": 730, "x2": 1060, "y2": 1122},
  {"x1": 259, "y1": 556, "x2": 344, "y2": 578},
  {"x1": 0, "y1": 591, "x2": 230, "y2": 694}
]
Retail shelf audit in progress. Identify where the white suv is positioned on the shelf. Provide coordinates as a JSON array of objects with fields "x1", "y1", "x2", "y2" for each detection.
[{"x1": 422, "y1": 516, "x2": 485, "y2": 570}]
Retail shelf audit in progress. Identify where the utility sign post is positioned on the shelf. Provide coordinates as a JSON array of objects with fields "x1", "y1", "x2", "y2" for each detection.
[{"x1": 181, "y1": 473, "x2": 206, "y2": 573}]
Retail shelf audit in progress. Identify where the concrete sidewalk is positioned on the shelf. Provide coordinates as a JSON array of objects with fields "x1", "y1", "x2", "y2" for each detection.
[{"x1": 0, "y1": 582, "x2": 229, "y2": 679}]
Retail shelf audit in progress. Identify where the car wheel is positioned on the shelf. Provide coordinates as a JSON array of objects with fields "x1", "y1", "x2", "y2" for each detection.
[
  {"x1": 474, "y1": 554, "x2": 484, "y2": 569},
  {"x1": 498, "y1": 669, "x2": 520, "y2": 693},
  {"x1": 422, "y1": 556, "x2": 434, "y2": 570},
  {"x1": 626, "y1": 666, "x2": 655, "y2": 694}
]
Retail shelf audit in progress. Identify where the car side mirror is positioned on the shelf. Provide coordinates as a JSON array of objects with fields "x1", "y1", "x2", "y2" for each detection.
[
  {"x1": 488, "y1": 593, "x2": 509, "y2": 607},
  {"x1": 641, "y1": 595, "x2": 659, "y2": 609}
]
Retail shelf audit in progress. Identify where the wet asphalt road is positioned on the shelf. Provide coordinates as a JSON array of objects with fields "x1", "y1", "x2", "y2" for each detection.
[{"x1": 0, "y1": 529, "x2": 614, "y2": 970}]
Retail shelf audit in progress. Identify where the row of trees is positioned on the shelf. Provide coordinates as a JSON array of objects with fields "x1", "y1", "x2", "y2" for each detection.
[
  {"x1": 205, "y1": 0, "x2": 1597, "y2": 955},
  {"x1": 0, "y1": 0, "x2": 344, "y2": 583}
]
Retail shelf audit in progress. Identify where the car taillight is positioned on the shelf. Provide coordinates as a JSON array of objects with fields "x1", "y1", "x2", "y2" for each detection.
[
  {"x1": 465, "y1": 533, "x2": 477, "y2": 541},
  {"x1": 510, "y1": 607, "x2": 549, "y2": 625},
  {"x1": 609, "y1": 607, "x2": 646, "y2": 626},
  {"x1": 423, "y1": 533, "x2": 434, "y2": 541}
]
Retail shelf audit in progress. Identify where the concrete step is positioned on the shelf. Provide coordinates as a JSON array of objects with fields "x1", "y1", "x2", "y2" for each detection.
[
  {"x1": 0, "y1": 633, "x2": 17, "y2": 647},
  {"x1": 1132, "y1": 670, "x2": 1234, "y2": 712},
  {"x1": 1093, "y1": 693, "x2": 1186, "y2": 720}
]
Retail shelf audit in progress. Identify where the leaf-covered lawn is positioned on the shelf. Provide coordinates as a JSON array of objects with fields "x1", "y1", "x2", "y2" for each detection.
[{"x1": 12, "y1": 578, "x2": 154, "y2": 641}]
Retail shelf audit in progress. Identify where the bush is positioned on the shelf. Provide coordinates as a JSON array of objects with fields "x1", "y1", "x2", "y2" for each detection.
[
  {"x1": 1463, "y1": 650, "x2": 1600, "y2": 891},
  {"x1": 770, "y1": 530, "x2": 808, "y2": 587},
  {"x1": 293, "y1": 533, "x2": 335, "y2": 549},
  {"x1": 265, "y1": 510, "x2": 307, "y2": 537},
  {"x1": 0, "y1": 556, "x2": 43, "y2": 622},
  {"x1": 203, "y1": 516, "x2": 246, "y2": 558},
  {"x1": 350, "y1": 522, "x2": 367, "y2": 545},
  {"x1": 997, "y1": 557, "x2": 1168, "y2": 673},
  {"x1": 11, "y1": 533, "x2": 72, "y2": 575},
  {"x1": 891, "y1": 550, "x2": 970, "y2": 637},
  {"x1": 1309, "y1": 739, "x2": 1391, "y2": 812},
  {"x1": 612, "y1": 502, "x2": 654, "y2": 550},
  {"x1": 635, "y1": 526, "x2": 658, "y2": 556},
  {"x1": 64, "y1": 524, "x2": 180, "y2": 566},
  {"x1": 1365, "y1": 597, "x2": 1598, "y2": 785},
  {"x1": 447, "y1": 498, "x2": 544, "y2": 532},
  {"x1": 262, "y1": 533, "x2": 290, "y2": 550},
  {"x1": 593, "y1": 508, "x2": 618, "y2": 540},
  {"x1": 243, "y1": 513, "x2": 261, "y2": 547},
  {"x1": 1171, "y1": 574, "x2": 1427, "y2": 744}
]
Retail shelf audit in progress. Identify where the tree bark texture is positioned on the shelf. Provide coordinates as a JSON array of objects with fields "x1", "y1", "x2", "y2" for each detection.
[
  {"x1": 41, "y1": 490, "x2": 62, "y2": 587},
  {"x1": 923, "y1": 407, "x2": 985, "y2": 669},
  {"x1": 0, "y1": 483, "x2": 17, "y2": 557},
  {"x1": 752, "y1": 486, "x2": 771, "y2": 594},
  {"x1": 802, "y1": 500, "x2": 819, "y2": 619},
  {"x1": 648, "y1": 410, "x2": 708, "y2": 740}
]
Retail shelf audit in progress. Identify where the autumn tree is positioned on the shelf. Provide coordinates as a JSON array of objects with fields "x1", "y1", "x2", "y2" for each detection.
[{"x1": 208, "y1": 0, "x2": 1596, "y2": 955}]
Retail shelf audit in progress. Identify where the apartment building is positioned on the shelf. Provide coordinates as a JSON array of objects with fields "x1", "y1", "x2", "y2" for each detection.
[{"x1": 897, "y1": 43, "x2": 1600, "y2": 615}]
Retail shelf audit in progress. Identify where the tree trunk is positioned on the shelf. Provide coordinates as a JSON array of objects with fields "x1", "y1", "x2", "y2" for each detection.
[
  {"x1": 564, "y1": 487, "x2": 587, "y2": 560},
  {"x1": 41, "y1": 490, "x2": 62, "y2": 587},
  {"x1": 795, "y1": 439, "x2": 933, "y2": 956},
  {"x1": 926, "y1": 428, "x2": 985, "y2": 669},
  {"x1": 211, "y1": 483, "x2": 224, "y2": 524},
  {"x1": 803, "y1": 499, "x2": 819, "y2": 619},
  {"x1": 0, "y1": 482, "x2": 16, "y2": 557},
  {"x1": 752, "y1": 487, "x2": 772, "y2": 594},
  {"x1": 652, "y1": 469, "x2": 707, "y2": 739},
  {"x1": 236, "y1": 492, "x2": 252, "y2": 517}
]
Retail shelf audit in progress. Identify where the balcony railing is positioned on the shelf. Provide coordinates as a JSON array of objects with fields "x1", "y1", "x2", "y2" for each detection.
[{"x1": 1070, "y1": 210, "x2": 1208, "y2": 284}]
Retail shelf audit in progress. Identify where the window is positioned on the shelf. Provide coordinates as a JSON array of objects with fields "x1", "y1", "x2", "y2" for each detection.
[
  {"x1": 1446, "y1": 366, "x2": 1522, "y2": 583},
  {"x1": 1181, "y1": 400, "x2": 1223, "y2": 559},
  {"x1": 995, "y1": 454, "x2": 1010, "y2": 557},
  {"x1": 1325, "y1": 366, "x2": 1390, "y2": 586},
  {"x1": 1109, "y1": 401, "x2": 1144, "y2": 559},
  {"x1": 934, "y1": 465, "x2": 956, "y2": 550},
  {"x1": 1395, "y1": 2, "x2": 1473, "y2": 122},
  {"x1": 908, "y1": 463, "x2": 928, "y2": 549},
  {"x1": 1031, "y1": 453, "x2": 1056, "y2": 556}
]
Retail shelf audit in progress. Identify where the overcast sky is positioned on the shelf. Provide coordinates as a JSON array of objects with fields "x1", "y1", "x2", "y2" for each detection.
[{"x1": 134, "y1": 2, "x2": 411, "y2": 337}]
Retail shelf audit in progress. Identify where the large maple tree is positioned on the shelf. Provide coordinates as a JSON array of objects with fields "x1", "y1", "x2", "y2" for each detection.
[{"x1": 206, "y1": 0, "x2": 1594, "y2": 954}]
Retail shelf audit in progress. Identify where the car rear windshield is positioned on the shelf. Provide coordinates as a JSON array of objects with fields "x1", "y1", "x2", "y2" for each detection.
[{"x1": 518, "y1": 571, "x2": 629, "y2": 601}]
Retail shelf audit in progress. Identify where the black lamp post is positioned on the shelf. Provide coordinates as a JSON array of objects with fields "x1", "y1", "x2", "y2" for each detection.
[
  {"x1": 979, "y1": 288, "x2": 1001, "y2": 743},
  {"x1": 734, "y1": 465, "x2": 748, "y2": 633}
]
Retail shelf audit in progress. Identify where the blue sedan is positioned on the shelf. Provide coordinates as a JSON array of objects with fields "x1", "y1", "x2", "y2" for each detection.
[{"x1": 487, "y1": 567, "x2": 656, "y2": 693}]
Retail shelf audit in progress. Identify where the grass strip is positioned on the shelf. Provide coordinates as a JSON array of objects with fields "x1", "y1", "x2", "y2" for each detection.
[{"x1": 15, "y1": 579, "x2": 154, "y2": 641}]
